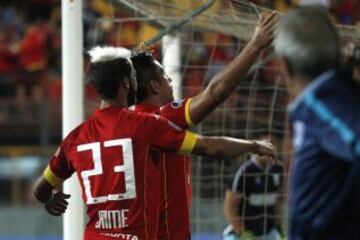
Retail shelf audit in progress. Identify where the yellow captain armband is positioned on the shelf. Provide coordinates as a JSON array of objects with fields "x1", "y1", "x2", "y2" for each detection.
[
  {"x1": 185, "y1": 98, "x2": 195, "y2": 127},
  {"x1": 178, "y1": 131, "x2": 197, "y2": 155},
  {"x1": 43, "y1": 166, "x2": 64, "y2": 188}
]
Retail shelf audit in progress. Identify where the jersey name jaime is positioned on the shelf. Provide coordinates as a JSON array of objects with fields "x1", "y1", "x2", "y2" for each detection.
[{"x1": 96, "y1": 209, "x2": 129, "y2": 229}]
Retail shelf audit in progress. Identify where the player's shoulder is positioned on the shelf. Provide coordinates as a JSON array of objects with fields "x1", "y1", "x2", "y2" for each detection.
[
  {"x1": 290, "y1": 71, "x2": 360, "y2": 127},
  {"x1": 233, "y1": 159, "x2": 254, "y2": 176},
  {"x1": 311, "y1": 70, "x2": 359, "y2": 106},
  {"x1": 230, "y1": 160, "x2": 254, "y2": 190},
  {"x1": 126, "y1": 108, "x2": 168, "y2": 129},
  {"x1": 131, "y1": 109, "x2": 160, "y2": 120},
  {"x1": 307, "y1": 74, "x2": 360, "y2": 129},
  {"x1": 63, "y1": 121, "x2": 87, "y2": 144}
]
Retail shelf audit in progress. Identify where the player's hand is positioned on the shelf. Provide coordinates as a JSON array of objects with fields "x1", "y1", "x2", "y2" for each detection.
[
  {"x1": 253, "y1": 140, "x2": 276, "y2": 160},
  {"x1": 249, "y1": 11, "x2": 279, "y2": 51},
  {"x1": 275, "y1": 223, "x2": 285, "y2": 238},
  {"x1": 44, "y1": 191, "x2": 70, "y2": 216}
]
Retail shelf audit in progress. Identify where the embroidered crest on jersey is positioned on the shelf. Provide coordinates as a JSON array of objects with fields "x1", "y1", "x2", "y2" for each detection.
[{"x1": 171, "y1": 99, "x2": 185, "y2": 108}]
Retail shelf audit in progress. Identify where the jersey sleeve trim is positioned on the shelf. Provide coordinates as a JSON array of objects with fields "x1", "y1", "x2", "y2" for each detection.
[
  {"x1": 43, "y1": 165, "x2": 64, "y2": 188},
  {"x1": 178, "y1": 131, "x2": 197, "y2": 155},
  {"x1": 304, "y1": 93, "x2": 356, "y2": 143},
  {"x1": 231, "y1": 161, "x2": 250, "y2": 192},
  {"x1": 185, "y1": 98, "x2": 194, "y2": 127}
]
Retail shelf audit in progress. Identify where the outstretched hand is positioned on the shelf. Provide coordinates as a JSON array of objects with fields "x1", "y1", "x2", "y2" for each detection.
[
  {"x1": 249, "y1": 11, "x2": 279, "y2": 51},
  {"x1": 254, "y1": 139, "x2": 276, "y2": 160},
  {"x1": 45, "y1": 191, "x2": 71, "y2": 216}
]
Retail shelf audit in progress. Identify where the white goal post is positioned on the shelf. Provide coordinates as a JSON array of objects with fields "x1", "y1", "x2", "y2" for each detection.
[{"x1": 62, "y1": 0, "x2": 85, "y2": 240}]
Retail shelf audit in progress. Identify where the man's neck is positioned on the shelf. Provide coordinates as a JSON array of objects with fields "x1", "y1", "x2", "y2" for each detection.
[
  {"x1": 290, "y1": 75, "x2": 310, "y2": 98},
  {"x1": 100, "y1": 99, "x2": 127, "y2": 109},
  {"x1": 140, "y1": 96, "x2": 163, "y2": 107}
]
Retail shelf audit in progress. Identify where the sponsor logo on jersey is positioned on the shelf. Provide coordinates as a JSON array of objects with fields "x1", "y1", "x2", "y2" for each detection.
[
  {"x1": 248, "y1": 192, "x2": 278, "y2": 206},
  {"x1": 100, "y1": 232, "x2": 138, "y2": 239}
]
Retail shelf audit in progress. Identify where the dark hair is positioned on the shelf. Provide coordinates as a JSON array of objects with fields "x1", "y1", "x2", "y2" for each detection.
[
  {"x1": 90, "y1": 58, "x2": 132, "y2": 99},
  {"x1": 131, "y1": 52, "x2": 159, "y2": 103}
]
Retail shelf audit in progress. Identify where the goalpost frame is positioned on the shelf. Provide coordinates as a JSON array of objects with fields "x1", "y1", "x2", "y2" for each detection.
[
  {"x1": 162, "y1": 33, "x2": 182, "y2": 100},
  {"x1": 61, "y1": 0, "x2": 85, "y2": 240}
]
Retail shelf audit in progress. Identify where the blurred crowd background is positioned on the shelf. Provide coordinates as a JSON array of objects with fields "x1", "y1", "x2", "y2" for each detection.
[{"x1": 0, "y1": 0, "x2": 359, "y2": 131}]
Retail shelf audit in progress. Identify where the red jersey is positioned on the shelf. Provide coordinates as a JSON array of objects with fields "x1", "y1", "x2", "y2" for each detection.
[
  {"x1": 43, "y1": 106, "x2": 197, "y2": 240},
  {"x1": 134, "y1": 98, "x2": 194, "y2": 240}
]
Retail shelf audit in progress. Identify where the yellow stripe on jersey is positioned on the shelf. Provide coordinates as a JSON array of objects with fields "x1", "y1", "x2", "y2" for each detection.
[
  {"x1": 185, "y1": 98, "x2": 195, "y2": 127},
  {"x1": 178, "y1": 131, "x2": 197, "y2": 155},
  {"x1": 43, "y1": 166, "x2": 64, "y2": 188}
]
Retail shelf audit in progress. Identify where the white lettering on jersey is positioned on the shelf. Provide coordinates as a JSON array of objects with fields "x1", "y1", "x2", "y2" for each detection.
[
  {"x1": 96, "y1": 209, "x2": 129, "y2": 230},
  {"x1": 78, "y1": 139, "x2": 136, "y2": 205},
  {"x1": 100, "y1": 232, "x2": 138, "y2": 240},
  {"x1": 248, "y1": 192, "x2": 278, "y2": 206}
]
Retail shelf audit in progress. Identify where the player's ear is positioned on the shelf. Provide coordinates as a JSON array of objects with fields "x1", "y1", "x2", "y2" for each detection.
[
  {"x1": 149, "y1": 79, "x2": 161, "y2": 94},
  {"x1": 122, "y1": 77, "x2": 131, "y2": 89},
  {"x1": 278, "y1": 57, "x2": 295, "y2": 91},
  {"x1": 279, "y1": 57, "x2": 293, "y2": 78}
]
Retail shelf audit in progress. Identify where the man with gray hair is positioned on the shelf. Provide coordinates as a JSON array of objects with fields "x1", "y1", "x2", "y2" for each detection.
[{"x1": 274, "y1": 7, "x2": 360, "y2": 240}]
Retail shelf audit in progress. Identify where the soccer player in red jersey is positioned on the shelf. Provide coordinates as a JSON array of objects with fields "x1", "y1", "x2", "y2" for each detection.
[
  {"x1": 33, "y1": 46, "x2": 275, "y2": 240},
  {"x1": 131, "y1": 12, "x2": 278, "y2": 240}
]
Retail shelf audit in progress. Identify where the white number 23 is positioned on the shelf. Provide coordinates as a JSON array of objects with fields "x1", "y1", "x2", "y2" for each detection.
[{"x1": 77, "y1": 138, "x2": 136, "y2": 205}]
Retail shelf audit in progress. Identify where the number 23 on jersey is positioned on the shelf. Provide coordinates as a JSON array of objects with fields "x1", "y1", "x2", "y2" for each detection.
[{"x1": 77, "y1": 138, "x2": 136, "y2": 205}]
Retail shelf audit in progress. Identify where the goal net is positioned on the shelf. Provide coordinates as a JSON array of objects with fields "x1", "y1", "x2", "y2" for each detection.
[{"x1": 83, "y1": 0, "x2": 360, "y2": 239}]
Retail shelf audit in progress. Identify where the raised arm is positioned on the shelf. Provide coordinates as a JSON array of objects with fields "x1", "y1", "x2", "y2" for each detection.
[
  {"x1": 141, "y1": 112, "x2": 275, "y2": 158},
  {"x1": 188, "y1": 12, "x2": 278, "y2": 125},
  {"x1": 191, "y1": 136, "x2": 275, "y2": 159}
]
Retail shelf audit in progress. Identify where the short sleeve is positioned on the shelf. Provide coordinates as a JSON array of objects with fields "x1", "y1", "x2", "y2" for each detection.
[
  {"x1": 138, "y1": 113, "x2": 197, "y2": 155},
  {"x1": 43, "y1": 142, "x2": 74, "y2": 188},
  {"x1": 159, "y1": 98, "x2": 194, "y2": 129}
]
